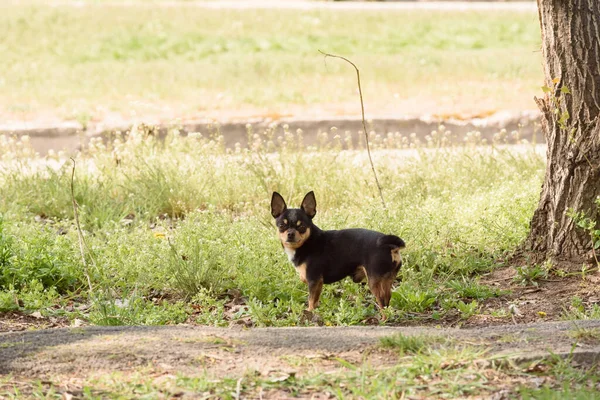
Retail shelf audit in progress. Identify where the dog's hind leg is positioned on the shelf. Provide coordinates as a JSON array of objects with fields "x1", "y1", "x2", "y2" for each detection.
[
  {"x1": 352, "y1": 265, "x2": 367, "y2": 283},
  {"x1": 367, "y1": 273, "x2": 394, "y2": 309}
]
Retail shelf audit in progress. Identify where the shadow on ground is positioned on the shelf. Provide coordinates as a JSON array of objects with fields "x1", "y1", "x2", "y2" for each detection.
[{"x1": 1, "y1": 320, "x2": 599, "y2": 379}]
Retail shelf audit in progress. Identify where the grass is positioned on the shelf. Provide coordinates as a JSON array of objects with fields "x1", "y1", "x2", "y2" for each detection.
[
  {"x1": 379, "y1": 332, "x2": 447, "y2": 354},
  {"x1": 562, "y1": 296, "x2": 600, "y2": 321},
  {"x1": 569, "y1": 326, "x2": 600, "y2": 345},
  {"x1": 514, "y1": 262, "x2": 550, "y2": 286},
  {"x1": 0, "y1": 124, "x2": 544, "y2": 327},
  {"x1": 0, "y1": 3, "x2": 541, "y2": 121}
]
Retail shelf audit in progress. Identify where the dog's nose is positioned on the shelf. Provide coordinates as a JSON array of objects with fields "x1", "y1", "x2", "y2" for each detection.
[{"x1": 287, "y1": 231, "x2": 295, "y2": 241}]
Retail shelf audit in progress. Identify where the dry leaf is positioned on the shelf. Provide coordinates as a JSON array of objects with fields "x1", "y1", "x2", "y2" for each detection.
[{"x1": 31, "y1": 311, "x2": 43, "y2": 319}]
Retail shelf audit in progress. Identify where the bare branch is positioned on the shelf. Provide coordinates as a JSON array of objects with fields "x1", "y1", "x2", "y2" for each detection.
[
  {"x1": 318, "y1": 50, "x2": 386, "y2": 209},
  {"x1": 70, "y1": 157, "x2": 93, "y2": 293}
]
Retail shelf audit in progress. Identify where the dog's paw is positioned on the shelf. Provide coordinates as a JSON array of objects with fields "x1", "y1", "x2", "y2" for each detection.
[
  {"x1": 362, "y1": 316, "x2": 380, "y2": 325},
  {"x1": 300, "y1": 310, "x2": 324, "y2": 326}
]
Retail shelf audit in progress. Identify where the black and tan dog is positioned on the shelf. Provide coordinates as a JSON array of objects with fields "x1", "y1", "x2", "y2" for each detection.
[{"x1": 271, "y1": 191, "x2": 405, "y2": 312}]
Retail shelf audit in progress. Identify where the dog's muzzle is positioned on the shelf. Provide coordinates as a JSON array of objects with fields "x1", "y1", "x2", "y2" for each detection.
[{"x1": 286, "y1": 230, "x2": 297, "y2": 242}]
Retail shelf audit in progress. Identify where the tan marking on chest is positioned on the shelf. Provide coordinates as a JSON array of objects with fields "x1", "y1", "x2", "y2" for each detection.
[{"x1": 296, "y1": 263, "x2": 308, "y2": 283}]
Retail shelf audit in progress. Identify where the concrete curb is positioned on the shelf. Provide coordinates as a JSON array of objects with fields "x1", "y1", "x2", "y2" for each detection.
[{"x1": 1, "y1": 111, "x2": 542, "y2": 154}]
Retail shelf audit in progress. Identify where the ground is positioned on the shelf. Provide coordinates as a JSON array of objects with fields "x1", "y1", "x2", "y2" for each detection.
[
  {"x1": 476, "y1": 264, "x2": 600, "y2": 326},
  {"x1": 1, "y1": 268, "x2": 599, "y2": 398},
  {"x1": 1, "y1": 320, "x2": 600, "y2": 398}
]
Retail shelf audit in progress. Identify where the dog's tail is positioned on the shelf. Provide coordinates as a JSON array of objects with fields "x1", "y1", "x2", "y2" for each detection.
[{"x1": 377, "y1": 235, "x2": 405, "y2": 249}]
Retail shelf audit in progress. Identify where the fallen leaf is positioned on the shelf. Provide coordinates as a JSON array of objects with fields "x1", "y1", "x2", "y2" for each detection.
[
  {"x1": 71, "y1": 319, "x2": 84, "y2": 327},
  {"x1": 31, "y1": 311, "x2": 43, "y2": 319},
  {"x1": 268, "y1": 372, "x2": 293, "y2": 383}
]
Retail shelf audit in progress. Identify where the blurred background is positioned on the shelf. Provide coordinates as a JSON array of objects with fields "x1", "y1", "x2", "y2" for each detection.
[{"x1": 1, "y1": 0, "x2": 540, "y2": 147}]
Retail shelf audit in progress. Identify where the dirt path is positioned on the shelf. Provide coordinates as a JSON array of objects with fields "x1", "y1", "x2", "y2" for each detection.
[{"x1": 1, "y1": 320, "x2": 599, "y2": 381}]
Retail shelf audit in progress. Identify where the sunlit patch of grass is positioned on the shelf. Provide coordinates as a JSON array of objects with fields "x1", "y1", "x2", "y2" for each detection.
[
  {"x1": 379, "y1": 333, "x2": 447, "y2": 355},
  {"x1": 0, "y1": 4, "x2": 541, "y2": 119},
  {"x1": 0, "y1": 125, "x2": 545, "y2": 326}
]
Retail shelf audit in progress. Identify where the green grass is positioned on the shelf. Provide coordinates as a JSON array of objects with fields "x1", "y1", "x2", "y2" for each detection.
[
  {"x1": 562, "y1": 296, "x2": 600, "y2": 321},
  {"x1": 0, "y1": 3, "x2": 541, "y2": 121},
  {"x1": 0, "y1": 125, "x2": 544, "y2": 326},
  {"x1": 569, "y1": 326, "x2": 600, "y2": 345},
  {"x1": 379, "y1": 333, "x2": 447, "y2": 354}
]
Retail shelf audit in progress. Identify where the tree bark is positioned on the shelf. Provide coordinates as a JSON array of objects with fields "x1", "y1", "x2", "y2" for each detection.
[{"x1": 525, "y1": 0, "x2": 600, "y2": 262}]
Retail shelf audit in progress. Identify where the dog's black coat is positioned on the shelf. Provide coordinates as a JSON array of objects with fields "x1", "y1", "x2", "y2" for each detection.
[
  {"x1": 290, "y1": 227, "x2": 404, "y2": 284},
  {"x1": 271, "y1": 191, "x2": 405, "y2": 311}
]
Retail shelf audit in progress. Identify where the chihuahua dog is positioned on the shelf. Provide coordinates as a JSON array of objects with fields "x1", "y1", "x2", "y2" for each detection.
[{"x1": 271, "y1": 191, "x2": 405, "y2": 312}]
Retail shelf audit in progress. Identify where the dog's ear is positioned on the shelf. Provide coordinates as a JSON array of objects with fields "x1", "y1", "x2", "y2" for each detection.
[
  {"x1": 301, "y1": 191, "x2": 317, "y2": 219},
  {"x1": 271, "y1": 192, "x2": 287, "y2": 218}
]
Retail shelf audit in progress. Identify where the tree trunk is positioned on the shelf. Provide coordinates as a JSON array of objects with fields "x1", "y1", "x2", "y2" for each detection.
[{"x1": 525, "y1": 0, "x2": 600, "y2": 262}]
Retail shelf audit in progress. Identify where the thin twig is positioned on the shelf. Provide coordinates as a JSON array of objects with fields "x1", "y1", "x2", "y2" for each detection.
[
  {"x1": 235, "y1": 377, "x2": 243, "y2": 400},
  {"x1": 318, "y1": 50, "x2": 386, "y2": 209},
  {"x1": 70, "y1": 157, "x2": 93, "y2": 293}
]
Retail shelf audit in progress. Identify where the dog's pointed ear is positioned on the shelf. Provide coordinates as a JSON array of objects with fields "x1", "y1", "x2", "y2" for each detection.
[
  {"x1": 301, "y1": 191, "x2": 317, "y2": 219},
  {"x1": 271, "y1": 192, "x2": 287, "y2": 218}
]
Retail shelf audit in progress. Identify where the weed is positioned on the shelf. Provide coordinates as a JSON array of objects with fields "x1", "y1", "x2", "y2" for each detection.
[
  {"x1": 569, "y1": 326, "x2": 600, "y2": 345},
  {"x1": 0, "y1": 287, "x2": 19, "y2": 312},
  {"x1": 447, "y1": 277, "x2": 501, "y2": 300},
  {"x1": 491, "y1": 308, "x2": 511, "y2": 318},
  {"x1": 455, "y1": 300, "x2": 480, "y2": 320},
  {"x1": 0, "y1": 221, "x2": 81, "y2": 295},
  {"x1": 514, "y1": 263, "x2": 549, "y2": 286},
  {"x1": 88, "y1": 294, "x2": 189, "y2": 326},
  {"x1": 167, "y1": 225, "x2": 233, "y2": 298},
  {"x1": 380, "y1": 333, "x2": 446, "y2": 355},
  {"x1": 562, "y1": 296, "x2": 600, "y2": 320},
  {"x1": 390, "y1": 284, "x2": 437, "y2": 313}
]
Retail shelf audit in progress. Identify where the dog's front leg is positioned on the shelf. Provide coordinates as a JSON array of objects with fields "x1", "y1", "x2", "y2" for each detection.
[{"x1": 307, "y1": 278, "x2": 324, "y2": 311}]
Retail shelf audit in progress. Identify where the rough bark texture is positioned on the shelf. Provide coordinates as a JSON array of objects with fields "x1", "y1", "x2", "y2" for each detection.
[{"x1": 525, "y1": 0, "x2": 600, "y2": 261}]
